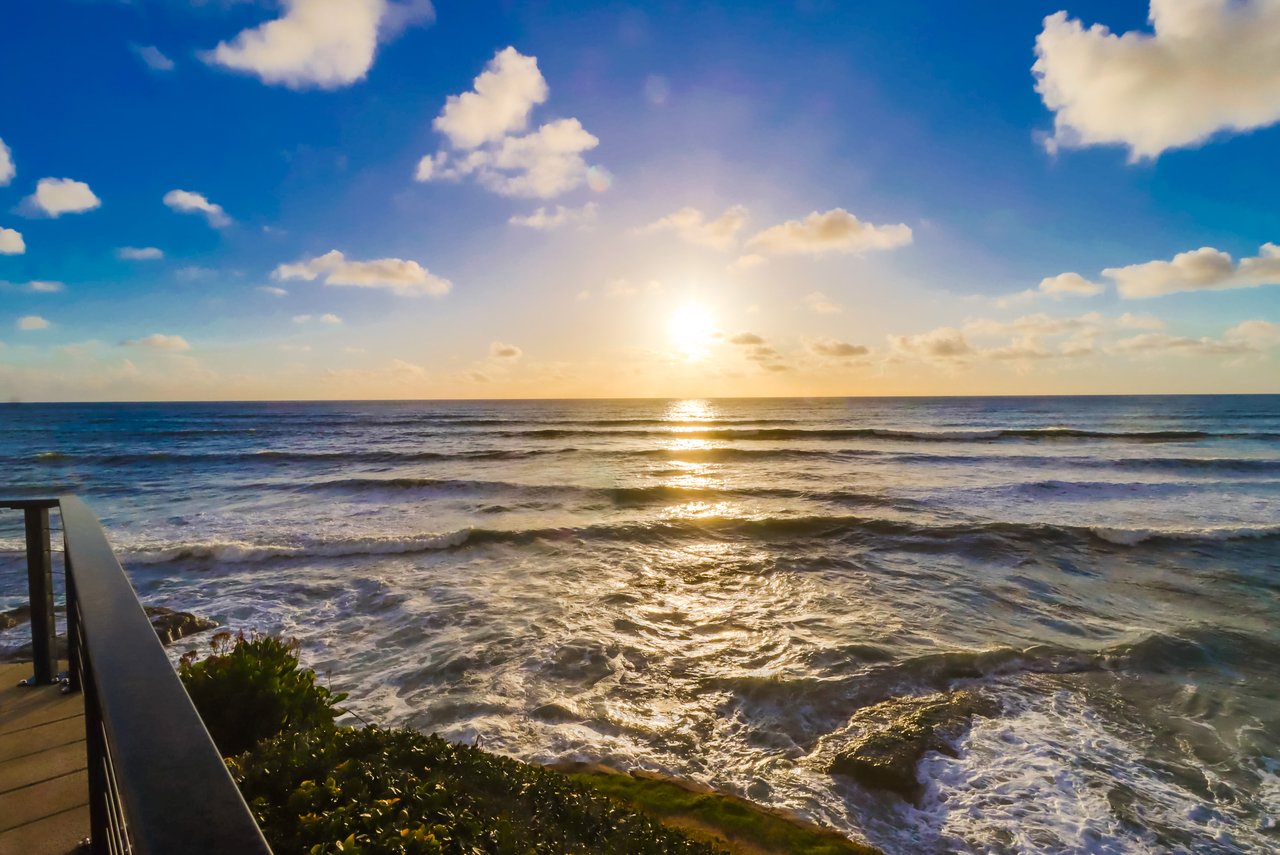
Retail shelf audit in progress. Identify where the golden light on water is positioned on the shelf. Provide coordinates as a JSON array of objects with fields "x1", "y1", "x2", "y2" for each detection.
[{"x1": 665, "y1": 399, "x2": 715, "y2": 422}]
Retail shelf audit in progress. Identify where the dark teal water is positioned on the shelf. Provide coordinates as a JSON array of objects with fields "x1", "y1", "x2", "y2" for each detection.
[{"x1": 2, "y1": 396, "x2": 1278, "y2": 853}]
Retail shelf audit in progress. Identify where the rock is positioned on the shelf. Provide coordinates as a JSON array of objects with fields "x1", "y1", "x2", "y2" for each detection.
[
  {"x1": 1, "y1": 605, "x2": 216, "y2": 662},
  {"x1": 0, "y1": 604, "x2": 32, "y2": 630},
  {"x1": 144, "y1": 606, "x2": 218, "y2": 644},
  {"x1": 827, "y1": 689, "x2": 998, "y2": 803}
]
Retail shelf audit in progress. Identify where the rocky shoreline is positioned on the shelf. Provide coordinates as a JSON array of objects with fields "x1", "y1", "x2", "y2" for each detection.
[
  {"x1": 0, "y1": 603, "x2": 217, "y2": 661},
  {"x1": 5, "y1": 601, "x2": 1006, "y2": 849}
]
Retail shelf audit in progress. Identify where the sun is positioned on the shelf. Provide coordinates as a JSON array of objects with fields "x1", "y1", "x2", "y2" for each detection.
[{"x1": 668, "y1": 303, "x2": 717, "y2": 361}]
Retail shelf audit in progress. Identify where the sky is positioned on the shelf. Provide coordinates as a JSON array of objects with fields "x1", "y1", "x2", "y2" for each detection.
[{"x1": 1, "y1": 0, "x2": 1278, "y2": 401}]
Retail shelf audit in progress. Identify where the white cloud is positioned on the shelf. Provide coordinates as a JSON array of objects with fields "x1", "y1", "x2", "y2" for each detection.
[
  {"x1": 809, "y1": 337, "x2": 869, "y2": 358},
  {"x1": 132, "y1": 44, "x2": 175, "y2": 71},
  {"x1": 204, "y1": 0, "x2": 433, "y2": 90},
  {"x1": 120, "y1": 333, "x2": 192, "y2": 351},
  {"x1": 417, "y1": 48, "x2": 605, "y2": 199},
  {"x1": 984, "y1": 337, "x2": 1056, "y2": 361},
  {"x1": 258, "y1": 286, "x2": 288, "y2": 297},
  {"x1": 490, "y1": 341, "x2": 522, "y2": 359},
  {"x1": 273, "y1": 249, "x2": 451, "y2": 296},
  {"x1": 1104, "y1": 243, "x2": 1280, "y2": 298},
  {"x1": 18, "y1": 315, "x2": 50, "y2": 331},
  {"x1": 1038, "y1": 271, "x2": 1104, "y2": 297},
  {"x1": 414, "y1": 151, "x2": 449, "y2": 181},
  {"x1": 726, "y1": 331, "x2": 790, "y2": 371},
  {"x1": 24, "y1": 178, "x2": 101, "y2": 217},
  {"x1": 0, "y1": 228, "x2": 24, "y2": 255},
  {"x1": 26, "y1": 281, "x2": 64, "y2": 293},
  {"x1": 993, "y1": 274, "x2": 1105, "y2": 308},
  {"x1": 434, "y1": 47, "x2": 547, "y2": 148},
  {"x1": 509, "y1": 202, "x2": 597, "y2": 230},
  {"x1": 643, "y1": 75, "x2": 670, "y2": 106},
  {"x1": 729, "y1": 253, "x2": 765, "y2": 271},
  {"x1": 889, "y1": 326, "x2": 972, "y2": 359},
  {"x1": 638, "y1": 205, "x2": 747, "y2": 250},
  {"x1": 1225, "y1": 319, "x2": 1280, "y2": 348},
  {"x1": 117, "y1": 246, "x2": 164, "y2": 260},
  {"x1": 1110, "y1": 332, "x2": 1254, "y2": 356},
  {"x1": 803, "y1": 291, "x2": 842, "y2": 314},
  {"x1": 1117, "y1": 312, "x2": 1166, "y2": 330},
  {"x1": 175, "y1": 266, "x2": 215, "y2": 281},
  {"x1": 432, "y1": 118, "x2": 600, "y2": 198},
  {"x1": 1034, "y1": 1, "x2": 1280, "y2": 160},
  {"x1": 965, "y1": 312, "x2": 1104, "y2": 339},
  {"x1": 745, "y1": 208, "x2": 912, "y2": 258},
  {"x1": 389, "y1": 358, "x2": 427, "y2": 379},
  {"x1": 0, "y1": 138, "x2": 13, "y2": 186},
  {"x1": 163, "y1": 190, "x2": 231, "y2": 228},
  {"x1": 293, "y1": 312, "x2": 342, "y2": 325}
]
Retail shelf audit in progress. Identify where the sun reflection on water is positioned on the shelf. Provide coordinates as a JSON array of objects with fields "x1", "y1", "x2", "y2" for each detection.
[{"x1": 665, "y1": 399, "x2": 716, "y2": 423}]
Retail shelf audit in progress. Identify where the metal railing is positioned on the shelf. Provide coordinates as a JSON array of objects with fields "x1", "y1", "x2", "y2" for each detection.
[{"x1": 3, "y1": 496, "x2": 272, "y2": 854}]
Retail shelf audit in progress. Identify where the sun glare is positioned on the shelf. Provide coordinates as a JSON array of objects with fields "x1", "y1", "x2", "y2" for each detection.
[{"x1": 668, "y1": 304, "x2": 716, "y2": 361}]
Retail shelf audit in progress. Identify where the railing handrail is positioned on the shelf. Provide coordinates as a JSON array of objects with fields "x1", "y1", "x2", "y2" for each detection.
[{"x1": 26, "y1": 496, "x2": 272, "y2": 853}]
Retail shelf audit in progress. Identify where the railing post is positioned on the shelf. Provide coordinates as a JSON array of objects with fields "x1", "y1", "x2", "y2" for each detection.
[{"x1": 23, "y1": 504, "x2": 57, "y2": 685}]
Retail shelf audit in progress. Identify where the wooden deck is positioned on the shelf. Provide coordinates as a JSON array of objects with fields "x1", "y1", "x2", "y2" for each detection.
[{"x1": 0, "y1": 661, "x2": 88, "y2": 855}]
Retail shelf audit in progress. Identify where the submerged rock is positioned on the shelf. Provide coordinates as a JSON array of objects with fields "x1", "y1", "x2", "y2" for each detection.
[
  {"x1": 1, "y1": 606, "x2": 217, "y2": 661},
  {"x1": 827, "y1": 689, "x2": 998, "y2": 803},
  {"x1": 144, "y1": 606, "x2": 218, "y2": 644},
  {"x1": 1, "y1": 604, "x2": 33, "y2": 631}
]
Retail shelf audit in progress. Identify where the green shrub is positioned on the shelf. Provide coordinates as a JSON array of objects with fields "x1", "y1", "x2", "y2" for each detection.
[
  {"x1": 179, "y1": 631, "x2": 346, "y2": 756},
  {"x1": 229, "y1": 725, "x2": 721, "y2": 854},
  {"x1": 179, "y1": 634, "x2": 869, "y2": 854}
]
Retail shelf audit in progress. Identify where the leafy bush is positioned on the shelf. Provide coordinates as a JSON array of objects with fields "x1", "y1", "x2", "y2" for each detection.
[
  {"x1": 179, "y1": 634, "x2": 870, "y2": 854},
  {"x1": 179, "y1": 631, "x2": 346, "y2": 756},
  {"x1": 229, "y1": 726, "x2": 722, "y2": 854}
]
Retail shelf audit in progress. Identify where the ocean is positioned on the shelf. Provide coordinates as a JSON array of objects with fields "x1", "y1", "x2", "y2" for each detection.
[{"x1": 2, "y1": 396, "x2": 1278, "y2": 853}]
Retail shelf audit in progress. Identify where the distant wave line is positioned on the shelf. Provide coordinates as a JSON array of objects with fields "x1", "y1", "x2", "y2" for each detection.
[{"x1": 116, "y1": 514, "x2": 1280, "y2": 567}]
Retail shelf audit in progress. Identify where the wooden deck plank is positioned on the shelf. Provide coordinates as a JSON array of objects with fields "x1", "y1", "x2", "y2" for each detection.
[{"x1": 0, "y1": 662, "x2": 88, "y2": 854}]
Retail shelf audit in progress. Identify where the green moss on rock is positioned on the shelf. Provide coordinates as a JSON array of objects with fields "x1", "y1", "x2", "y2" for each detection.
[{"x1": 559, "y1": 763, "x2": 881, "y2": 855}]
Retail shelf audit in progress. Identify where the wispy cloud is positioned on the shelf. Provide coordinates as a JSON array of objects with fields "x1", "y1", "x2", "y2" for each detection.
[
  {"x1": 164, "y1": 190, "x2": 231, "y2": 228},
  {"x1": 120, "y1": 333, "x2": 191, "y2": 351},
  {"x1": 117, "y1": 246, "x2": 164, "y2": 260},
  {"x1": 274, "y1": 250, "x2": 452, "y2": 296},
  {"x1": 638, "y1": 205, "x2": 747, "y2": 250},
  {"x1": 808, "y1": 337, "x2": 869, "y2": 358},
  {"x1": 742, "y1": 208, "x2": 911, "y2": 262},
  {"x1": 132, "y1": 44, "x2": 175, "y2": 72},
  {"x1": 18, "y1": 315, "x2": 51, "y2": 331},
  {"x1": 803, "y1": 291, "x2": 842, "y2": 314},
  {"x1": 490, "y1": 341, "x2": 522, "y2": 359},
  {"x1": 509, "y1": 202, "x2": 597, "y2": 230}
]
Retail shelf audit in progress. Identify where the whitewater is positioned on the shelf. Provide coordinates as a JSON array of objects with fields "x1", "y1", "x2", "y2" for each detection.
[{"x1": 2, "y1": 396, "x2": 1277, "y2": 853}]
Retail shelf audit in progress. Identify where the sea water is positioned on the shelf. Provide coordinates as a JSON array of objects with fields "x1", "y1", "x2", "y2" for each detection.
[{"x1": 2, "y1": 396, "x2": 1277, "y2": 853}]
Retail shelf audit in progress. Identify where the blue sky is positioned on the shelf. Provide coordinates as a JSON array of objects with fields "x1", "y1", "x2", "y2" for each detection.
[{"x1": 1, "y1": 0, "x2": 1278, "y2": 400}]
